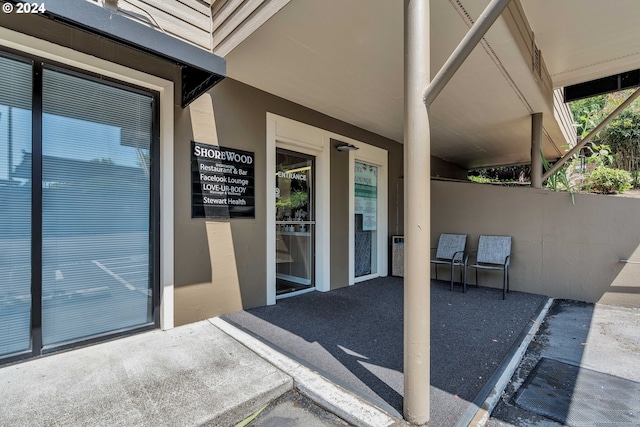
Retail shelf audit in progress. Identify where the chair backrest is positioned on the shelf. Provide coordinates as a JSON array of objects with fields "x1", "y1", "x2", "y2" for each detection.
[
  {"x1": 435, "y1": 234, "x2": 467, "y2": 261},
  {"x1": 477, "y1": 235, "x2": 511, "y2": 265}
]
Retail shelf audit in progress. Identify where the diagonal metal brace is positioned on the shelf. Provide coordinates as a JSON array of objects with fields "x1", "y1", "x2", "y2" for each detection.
[
  {"x1": 423, "y1": 0, "x2": 512, "y2": 107},
  {"x1": 542, "y1": 87, "x2": 640, "y2": 181}
]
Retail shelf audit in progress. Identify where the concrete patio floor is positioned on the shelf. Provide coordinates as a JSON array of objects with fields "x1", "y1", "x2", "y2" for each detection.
[{"x1": 223, "y1": 277, "x2": 549, "y2": 426}]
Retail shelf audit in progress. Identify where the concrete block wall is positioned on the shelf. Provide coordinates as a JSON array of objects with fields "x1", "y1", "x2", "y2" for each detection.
[{"x1": 432, "y1": 180, "x2": 640, "y2": 307}]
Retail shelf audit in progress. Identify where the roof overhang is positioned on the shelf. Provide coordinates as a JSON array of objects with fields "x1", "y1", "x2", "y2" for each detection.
[
  {"x1": 521, "y1": 0, "x2": 640, "y2": 90},
  {"x1": 9, "y1": 0, "x2": 226, "y2": 107},
  {"x1": 225, "y1": 0, "x2": 575, "y2": 169}
]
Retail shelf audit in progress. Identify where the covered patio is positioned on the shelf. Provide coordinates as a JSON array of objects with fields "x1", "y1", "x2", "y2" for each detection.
[
  {"x1": 223, "y1": 277, "x2": 548, "y2": 425},
  {"x1": 2, "y1": 0, "x2": 640, "y2": 425},
  {"x1": 222, "y1": 1, "x2": 640, "y2": 421}
]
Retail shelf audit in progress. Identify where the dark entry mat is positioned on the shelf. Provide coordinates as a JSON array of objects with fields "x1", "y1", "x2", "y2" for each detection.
[{"x1": 514, "y1": 357, "x2": 640, "y2": 426}]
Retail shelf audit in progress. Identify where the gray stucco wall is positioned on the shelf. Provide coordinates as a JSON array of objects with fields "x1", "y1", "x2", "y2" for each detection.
[
  {"x1": 174, "y1": 78, "x2": 409, "y2": 324},
  {"x1": 432, "y1": 180, "x2": 640, "y2": 306}
]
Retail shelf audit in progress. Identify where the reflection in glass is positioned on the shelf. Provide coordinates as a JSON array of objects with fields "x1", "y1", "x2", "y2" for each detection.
[
  {"x1": 41, "y1": 69, "x2": 153, "y2": 346},
  {"x1": 275, "y1": 150, "x2": 314, "y2": 295},
  {"x1": 0, "y1": 56, "x2": 32, "y2": 357}
]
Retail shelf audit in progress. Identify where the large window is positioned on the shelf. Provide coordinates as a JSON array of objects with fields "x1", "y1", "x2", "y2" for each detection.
[
  {"x1": 0, "y1": 55, "x2": 33, "y2": 357},
  {"x1": 0, "y1": 52, "x2": 158, "y2": 361}
]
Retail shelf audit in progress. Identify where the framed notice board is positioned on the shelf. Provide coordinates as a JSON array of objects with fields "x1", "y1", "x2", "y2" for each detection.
[{"x1": 191, "y1": 141, "x2": 255, "y2": 218}]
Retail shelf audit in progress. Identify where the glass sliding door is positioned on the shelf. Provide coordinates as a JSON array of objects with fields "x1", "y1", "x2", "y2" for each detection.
[
  {"x1": 0, "y1": 56, "x2": 33, "y2": 357},
  {"x1": 40, "y1": 68, "x2": 154, "y2": 346},
  {"x1": 354, "y1": 161, "x2": 378, "y2": 278},
  {"x1": 0, "y1": 50, "x2": 158, "y2": 364},
  {"x1": 275, "y1": 149, "x2": 314, "y2": 296}
]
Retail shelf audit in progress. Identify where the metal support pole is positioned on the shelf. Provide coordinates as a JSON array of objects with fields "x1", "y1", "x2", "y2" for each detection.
[
  {"x1": 542, "y1": 88, "x2": 640, "y2": 181},
  {"x1": 531, "y1": 112, "x2": 543, "y2": 188},
  {"x1": 423, "y1": 0, "x2": 512, "y2": 107},
  {"x1": 404, "y1": 0, "x2": 430, "y2": 424}
]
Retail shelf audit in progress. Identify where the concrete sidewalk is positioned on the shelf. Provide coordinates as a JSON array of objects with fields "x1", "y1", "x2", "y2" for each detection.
[
  {"x1": 0, "y1": 319, "x2": 399, "y2": 427},
  {"x1": 488, "y1": 301, "x2": 640, "y2": 426},
  {"x1": 0, "y1": 320, "x2": 293, "y2": 427}
]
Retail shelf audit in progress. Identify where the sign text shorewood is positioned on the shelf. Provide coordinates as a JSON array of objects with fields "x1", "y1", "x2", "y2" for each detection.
[{"x1": 191, "y1": 142, "x2": 255, "y2": 218}]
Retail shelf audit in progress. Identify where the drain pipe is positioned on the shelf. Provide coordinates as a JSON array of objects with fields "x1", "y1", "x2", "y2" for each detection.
[{"x1": 542, "y1": 88, "x2": 640, "y2": 181}]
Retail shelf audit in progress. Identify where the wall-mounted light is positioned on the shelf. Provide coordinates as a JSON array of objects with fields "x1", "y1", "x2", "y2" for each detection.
[{"x1": 336, "y1": 142, "x2": 359, "y2": 152}]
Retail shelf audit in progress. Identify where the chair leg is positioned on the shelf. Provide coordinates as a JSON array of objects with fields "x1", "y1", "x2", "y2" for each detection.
[
  {"x1": 460, "y1": 266, "x2": 465, "y2": 293},
  {"x1": 435, "y1": 264, "x2": 438, "y2": 280},
  {"x1": 507, "y1": 267, "x2": 510, "y2": 293},
  {"x1": 450, "y1": 261, "x2": 454, "y2": 292},
  {"x1": 502, "y1": 270, "x2": 506, "y2": 300},
  {"x1": 475, "y1": 268, "x2": 479, "y2": 288},
  {"x1": 463, "y1": 266, "x2": 468, "y2": 292}
]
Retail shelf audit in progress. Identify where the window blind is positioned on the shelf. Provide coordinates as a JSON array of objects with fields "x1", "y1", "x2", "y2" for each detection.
[
  {"x1": 0, "y1": 55, "x2": 33, "y2": 357},
  {"x1": 41, "y1": 68, "x2": 153, "y2": 346}
]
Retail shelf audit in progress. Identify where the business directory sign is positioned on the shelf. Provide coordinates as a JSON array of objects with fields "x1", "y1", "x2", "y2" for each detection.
[{"x1": 191, "y1": 141, "x2": 255, "y2": 218}]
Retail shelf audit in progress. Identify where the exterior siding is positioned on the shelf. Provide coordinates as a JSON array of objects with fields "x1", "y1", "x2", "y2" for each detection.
[
  {"x1": 111, "y1": 0, "x2": 212, "y2": 50},
  {"x1": 84, "y1": 0, "x2": 291, "y2": 57}
]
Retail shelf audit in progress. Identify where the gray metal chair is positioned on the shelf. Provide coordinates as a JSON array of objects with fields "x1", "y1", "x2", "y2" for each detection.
[
  {"x1": 464, "y1": 235, "x2": 512, "y2": 299},
  {"x1": 430, "y1": 233, "x2": 467, "y2": 291}
]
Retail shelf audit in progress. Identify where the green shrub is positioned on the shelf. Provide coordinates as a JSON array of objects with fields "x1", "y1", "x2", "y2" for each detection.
[
  {"x1": 468, "y1": 175, "x2": 492, "y2": 184},
  {"x1": 588, "y1": 166, "x2": 632, "y2": 194}
]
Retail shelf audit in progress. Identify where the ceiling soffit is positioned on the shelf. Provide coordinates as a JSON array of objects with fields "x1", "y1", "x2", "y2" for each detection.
[
  {"x1": 521, "y1": 0, "x2": 640, "y2": 88},
  {"x1": 226, "y1": 0, "x2": 574, "y2": 169}
]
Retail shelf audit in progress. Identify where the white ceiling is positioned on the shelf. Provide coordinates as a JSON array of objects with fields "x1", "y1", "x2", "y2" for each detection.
[
  {"x1": 225, "y1": 0, "x2": 640, "y2": 169},
  {"x1": 521, "y1": 0, "x2": 640, "y2": 88}
]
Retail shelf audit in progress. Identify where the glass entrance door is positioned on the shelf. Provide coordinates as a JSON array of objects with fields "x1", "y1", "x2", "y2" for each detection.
[
  {"x1": 275, "y1": 149, "x2": 314, "y2": 296},
  {"x1": 354, "y1": 161, "x2": 378, "y2": 278}
]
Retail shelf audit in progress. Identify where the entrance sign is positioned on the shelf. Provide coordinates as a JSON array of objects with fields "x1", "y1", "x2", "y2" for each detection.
[{"x1": 192, "y1": 141, "x2": 255, "y2": 218}]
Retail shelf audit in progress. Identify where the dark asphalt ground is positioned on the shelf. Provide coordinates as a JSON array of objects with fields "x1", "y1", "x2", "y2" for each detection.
[{"x1": 224, "y1": 277, "x2": 547, "y2": 426}]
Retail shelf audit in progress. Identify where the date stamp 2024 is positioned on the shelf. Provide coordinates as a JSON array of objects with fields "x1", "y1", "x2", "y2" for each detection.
[{"x1": 3, "y1": 2, "x2": 46, "y2": 14}]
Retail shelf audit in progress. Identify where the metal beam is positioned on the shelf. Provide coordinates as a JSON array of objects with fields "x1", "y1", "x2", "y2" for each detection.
[
  {"x1": 404, "y1": 0, "x2": 431, "y2": 424},
  {"x1": 423, "y1": 0, "x2": 511, "y2": 107},
  {"x1": 542, "y1": 88, "x2": 640, "y2": 181},
  {"x1": 531, "y1": 113, "x2": 543, "y2": 189}
]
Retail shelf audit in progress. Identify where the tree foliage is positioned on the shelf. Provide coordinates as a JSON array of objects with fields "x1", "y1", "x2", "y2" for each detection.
[
  {"x1": 570, "y1": 94, "x2": 606, "y2": 138},
  {"x1": 569, "y1": 90, "x2": 640, "y2": 187}
]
